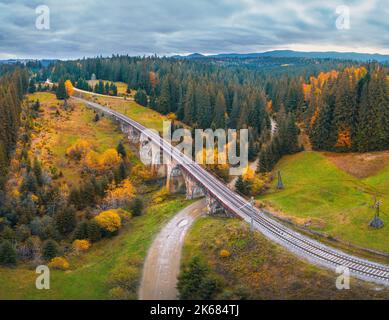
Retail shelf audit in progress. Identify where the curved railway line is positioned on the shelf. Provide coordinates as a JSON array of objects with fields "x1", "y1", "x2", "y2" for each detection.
[{"x1": 74, "y1": 96, "x2": 389, "y2": 286}]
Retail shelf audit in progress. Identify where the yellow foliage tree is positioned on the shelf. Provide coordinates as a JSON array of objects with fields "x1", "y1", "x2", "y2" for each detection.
[
  {"x1": 72, "y1": 239, "x2": 91, "y2": 252},
  {"x1": 105, "y1": 179, "x2": 136, "y2": 208},
  {"x1": 132, "y1": 164, "x2": 153, "y2": 180},
  {"x1": 242, "y1": 166, "x2": 255, "y2": 181},
  {"x1": 66, "y1": 139, "x2": 93, "y2": 160},
  {"x1": 65, "y1": 80, "x2": 74, "y2": 96},
  {"x1": 100, "y1": 149, "x2": 121, "y2": 169},
  {"x1": 95, "y1": 209, "x2": 122, "y2": 233},
  {"x1": 48, "y1": 257, "x2": 70, "y2": 270},
  {"x1": 84, "y1": 150, "x2": 101, "y2": 170}
]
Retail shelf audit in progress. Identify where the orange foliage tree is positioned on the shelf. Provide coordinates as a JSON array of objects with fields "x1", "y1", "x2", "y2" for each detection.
[
  {"x1": 335, "y1": 128, "x2": 352, "y2": 148},
  {"x1": 65, "y1": 80, "x2": 74, "y2": 96},
  {"x1": 72, "y1": 239, "x2": 91, "y2": 252}
]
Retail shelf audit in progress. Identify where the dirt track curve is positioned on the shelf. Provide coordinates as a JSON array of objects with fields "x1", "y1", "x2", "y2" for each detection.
[{"x1": 139, "y1": 199, "x2": 206, "y2": 300}]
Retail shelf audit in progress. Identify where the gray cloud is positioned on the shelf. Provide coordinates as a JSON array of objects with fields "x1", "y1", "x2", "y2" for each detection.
[{"x1": 0, "y1": 0, "x2": 388, "y2": 59}]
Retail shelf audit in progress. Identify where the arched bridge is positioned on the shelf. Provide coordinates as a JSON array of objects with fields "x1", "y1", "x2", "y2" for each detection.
[{"x1": 73, "y1": 96, "x2": 389, "y2": 286}]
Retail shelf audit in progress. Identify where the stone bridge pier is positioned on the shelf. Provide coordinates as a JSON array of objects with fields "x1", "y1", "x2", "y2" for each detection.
[
  {"x1": 119, "y1": 122, "x2": 227, "y2": 215},
  {"x1": 121, "y1": 123, "x2": 140, "y2": 144},
  {"x1": 166, "y1": 162, "x2": 205, "y2": 200},
  {"x1": 204, "y1": 191, "x2": 228, "y2": 216},
  {"x1": 121, "y1": 124, "x2": 166, "y2": 177}
]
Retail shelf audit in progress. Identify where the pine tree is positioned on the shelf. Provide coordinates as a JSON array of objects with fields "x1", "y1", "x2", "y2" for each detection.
[
  {"x1": 195, "y1": 85, "x2": 212, "y2": 128},
  {"x1": 213, "y1": 91, "x2": 226, "y2": 128},
  {"x1": 0, "y1": 240, "x2": 17, "y2": 266},
  {"x1": 130, "y1": 197, "x2": 144, "y2": 217},
  {"x1": 86, "y1": 220, "x2": 102, "y2": 242},
  {"x1": 56, "y1": 78, "x2": 69, "y2": 100},
  {"x1": 28, "y1": 78, "x2": 36, "y2": 93},
  {"x1": 116, "y1": 141, "x2": 126, "y2": 158},
  {"x1": 235, "y1": 176, "x2": 245, "y2": 194},
  {"x1": 55, "y1": 206, "x2": 76, "y2": 235},
  {"x1": 134, "y1": 89, "x2": 148, "y2": 106},
  {"x1": 42, "y1": 239, "x2": 59, "y2": 260}
]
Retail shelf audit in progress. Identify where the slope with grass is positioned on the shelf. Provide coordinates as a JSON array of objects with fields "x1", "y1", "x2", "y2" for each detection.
[
  {"x1": 87, "y1": 96, "x2": 168, "y2": 133},
  {"x1": 0, "y1": 195, "x2": 188, "y2": 299},
  {"x1": 0, "y1": 92, "x2": 194, "y2": 299},
  {"x1": 182, "y1": 216, "x2": 389, "y2": 299},
  {"x1": 27, "y1": 92, "x2": 128, "y2": 186},
  {"x1": 258, "y1": 151, "x2": 389, "y2": 253}
]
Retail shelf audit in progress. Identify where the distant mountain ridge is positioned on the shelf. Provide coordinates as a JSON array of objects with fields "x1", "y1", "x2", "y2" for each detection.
[
  {"x1": 0, "y1": 59, "x2": 57, "y2": 66},
  {"x1": 172, "y1": 50, "x2": 389, "y2": 62}
]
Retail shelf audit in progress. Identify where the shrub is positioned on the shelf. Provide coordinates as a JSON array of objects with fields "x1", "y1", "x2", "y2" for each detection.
[
  {"x1": 177, "y1": 256, "x2": 221, "y2": 300},
  {"x1": 104, "y1": 179, "x2": 135, "y2": 208},
  {"x1": 219, "y1": 249, "x2": 231, "y2": 258},
  {"x1": 107, "y1": 265, "x2": 139, "y2": 299},
  {"x1": 100, "y1": 149, "x2": 121, "y2": 170},
  {"x1": 48, "y1": 256, "x2": 70, "y2": 270},
  {"x1": 73, "y1": 221, "x2": 88, "y2": 240},
  {"x1": 66, "y1": 139, "x2": 93, "y2": 160},
  {"x1": 86, "y1": 220, "x2": 102, "y2": 242},
  {"x1": 0, "y1": 240, "x2": 17, "y2": 266},
  {"x1": 72, "y1": 239, "x2": 91, "y2": 252},
  {"x1": 95, "y1": 210, "x2": 121, "y2": 234},
  {"x1": 109, "y1": 287, "x2": 131, "y2": 300},
  {"x1": 129, "y1": 197, "x2": 144, "y2": 217},
  {"x1": 152, "y1": 186, "x2": 169, "y2": 204}
]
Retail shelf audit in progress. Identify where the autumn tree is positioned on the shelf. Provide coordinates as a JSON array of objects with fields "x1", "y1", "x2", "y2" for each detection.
[
  {"x1": 64, "y1": 80, "x2": 74, "y2": 97},
  {"x1": 95, "y1": 209, "x2": 122, "y2": 234}
]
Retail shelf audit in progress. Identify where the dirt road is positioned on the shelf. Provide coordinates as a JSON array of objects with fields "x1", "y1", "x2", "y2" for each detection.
[{"x1": 139, "y1": 199, "x2": 206, "y2": 300}]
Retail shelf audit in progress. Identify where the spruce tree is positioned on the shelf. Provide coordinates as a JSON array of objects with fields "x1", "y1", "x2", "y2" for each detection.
[
  {"x1": 42, "y1": 239, "x2": 59, "y2": 260},
  {"x1": 0, "y1": 240, "x2": 17, "y2": 266},
  {"x1": 55, "y1": 206, "x2": 76, "y2": 235},
  {"x1": 56, "y1": 78, "x2": 69, "y2": 100},
  {"x1": 213, "y1": 91, "x2": 227, "y2": 128}
]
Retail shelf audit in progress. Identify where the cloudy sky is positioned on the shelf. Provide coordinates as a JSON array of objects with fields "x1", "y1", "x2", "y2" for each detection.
[{"x1": 0, "y1": 0, "x2": 388, "y2": 59}]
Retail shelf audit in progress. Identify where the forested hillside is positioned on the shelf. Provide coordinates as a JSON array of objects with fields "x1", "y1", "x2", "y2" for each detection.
[
  {"x1": 305, "y1": 65, "x2": 389, "y2": 152},
  {"x1": 46, "y1": 56, "x2": 388, "y2": 167},
  {"x1": 0, "y1": 67, "x2": 29, "y2": 187}
]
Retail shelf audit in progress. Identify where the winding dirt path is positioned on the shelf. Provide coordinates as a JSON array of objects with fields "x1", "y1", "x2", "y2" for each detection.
[{"x1": 139, "y1": 199, "x2": 206, "y2": 300}]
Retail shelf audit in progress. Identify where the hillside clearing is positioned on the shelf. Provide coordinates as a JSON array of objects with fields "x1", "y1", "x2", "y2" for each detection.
[{"x1": 258, "y1": 151, "x2": 389, "y2": 253}]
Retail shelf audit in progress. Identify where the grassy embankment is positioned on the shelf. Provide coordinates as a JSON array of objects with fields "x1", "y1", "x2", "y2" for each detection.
[
  {"x1": 258, "y1": 151, "x2": 389, "y2": 253},
  {"x1": 0, "y1": 92, "x2": 190, "y2": 299},
  {"x1": 0, "y1": 195, "x2": 187, "y2": 299},
  {"x1": 182, "y1": 217, "x2": 389, "y2": 299}
]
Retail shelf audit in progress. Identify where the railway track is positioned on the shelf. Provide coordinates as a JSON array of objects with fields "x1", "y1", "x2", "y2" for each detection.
[{"x1": 74, "y1": 96, "x2": 389, "y2": 286}]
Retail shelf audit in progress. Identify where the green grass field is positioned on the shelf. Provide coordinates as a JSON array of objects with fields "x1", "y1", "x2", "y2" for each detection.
[
  {"x1": 258, "y1": 151, "x2": 389, "y2": 252},
  {"x1": 182, "y1": 216, "x2": 389, "y2": 299},
  {"x1": 0, "y1": 195, "x2": 188, "y2": 300}
]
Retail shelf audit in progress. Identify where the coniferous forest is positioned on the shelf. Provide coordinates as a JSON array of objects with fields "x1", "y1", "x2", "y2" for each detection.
[
  {"x1": 0, "y1": 56, "x2": 388, "y2": 267},
  {"x1": 47, "y1": 56, "x2": 388, "y2": 164},
  {"x1": 0, "y1": 67, "x2": 29, "y2": 187}
]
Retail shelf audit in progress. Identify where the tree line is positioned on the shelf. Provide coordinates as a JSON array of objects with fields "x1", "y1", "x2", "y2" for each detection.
[
  {"x1": 304, "y1": 64, "x2": 389, "y2": 152},
  {"x1": 0, "y1": 68, "x2": 29, "y2": 188}
]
